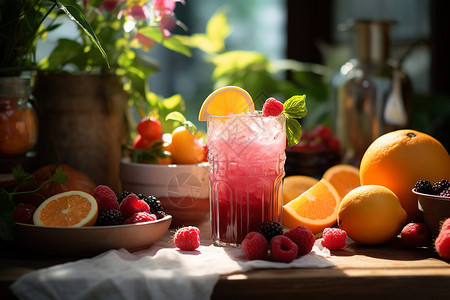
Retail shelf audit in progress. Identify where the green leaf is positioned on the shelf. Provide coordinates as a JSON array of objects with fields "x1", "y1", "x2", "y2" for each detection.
[
  {"x1": 11, "y1": 165, "x2": 32, "y2": 185},
  {"x1": 286, "y1": 118, "x2": 303, "y2": 147},
  {"x1": 0, "y1": 212, "x2": 15, "y2": 242},
  {"x1": 184, "y1": 121, "x2": 197, "y2": 135},
  {"x1": 0, "y1": 188, "x2": 15, "y2": 242},
  {"x1": 166, "y1": 111, "x2": 187, "y2": 124},
  {"x1": 50, "y1": 166, "x2": 68, "y2": 185},
  {"x1": 283, "y1": 95, "x2": 307, "y2": 119},
  {"x1": 56, "y1": 1, "x2": 109, "y2": 67},
  {"x1": 0, "y1": 188, "x2": 15, "y2": 213},
  {"x1": 162, "y1": 35, "x2": 191, "y2": 57}
]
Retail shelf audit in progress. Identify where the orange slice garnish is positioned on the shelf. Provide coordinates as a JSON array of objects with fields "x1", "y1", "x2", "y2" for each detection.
[{"x1": 198, "y1": 86, "x2": 254, "y2": 121}]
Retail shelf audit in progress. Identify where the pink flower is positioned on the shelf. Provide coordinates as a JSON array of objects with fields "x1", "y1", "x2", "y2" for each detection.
[
  {"x1": 129, "y1": 5, "x2": 150, "y2": 20},
  {"x1": 101, "y1": 0, "x2": 125, "y2": 13},
  {"x1": 135, "y1": 33, "x2": 155, "y2": 51},
  {"x1": 153, "y1": 0, "x2": 184, "y2": 16},
  {"x1": 160, "y1": 12, "x2": 177, "y2": 37}
]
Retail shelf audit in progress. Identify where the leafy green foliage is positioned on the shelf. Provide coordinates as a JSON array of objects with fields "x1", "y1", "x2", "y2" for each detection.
[
  {"x1": 0, "y1": 165, "x2": 67, "y2": 241},
  {"x1": 0, "y1": 0, "x2": 106, "y2": 75},
  {"x1": 282, "y1": 95, "x2": 308, "y2": 147},
  {"x1": 166, "y1": 112, "x2": 197, "y2": 135}
]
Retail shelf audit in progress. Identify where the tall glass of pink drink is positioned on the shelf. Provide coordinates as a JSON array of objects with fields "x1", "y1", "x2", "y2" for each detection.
[{"x1": 208, "y1": 112, "x2": 286, "y2": 246}]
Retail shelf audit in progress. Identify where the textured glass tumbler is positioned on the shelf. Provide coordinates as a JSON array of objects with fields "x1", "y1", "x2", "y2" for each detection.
[{"x1": 207, "y1": 112, "x2": 286, "y2": 247}]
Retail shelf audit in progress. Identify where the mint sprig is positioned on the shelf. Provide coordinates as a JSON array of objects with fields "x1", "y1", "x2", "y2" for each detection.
[{"x1": 282, "y1": 95, "x2": 307, "y2": 147}]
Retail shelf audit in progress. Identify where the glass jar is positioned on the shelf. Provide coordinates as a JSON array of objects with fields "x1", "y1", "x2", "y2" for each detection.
[
  {"x1": 0, "y1": 77, "x2": 38, "y2": 157},
  {"x1": 332, "y1": 21, "x2": 412, "y2": 166}
]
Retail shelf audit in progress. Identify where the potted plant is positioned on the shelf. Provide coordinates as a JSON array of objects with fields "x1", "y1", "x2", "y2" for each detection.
[
  {"x1": 0, "y1": 0, "x2": 105, "y2": 170},
  {"x1": 32, "y1": 0, "x2": 193, "y2": 191}
]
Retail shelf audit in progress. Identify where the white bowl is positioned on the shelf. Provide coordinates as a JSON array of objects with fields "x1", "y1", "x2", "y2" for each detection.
[{"x1": 120, "y1": 158, "x2": 210, "y2": 228}]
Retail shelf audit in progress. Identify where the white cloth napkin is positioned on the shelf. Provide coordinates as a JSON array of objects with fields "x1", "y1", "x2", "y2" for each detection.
[{"x1": 11, "y1": 224, "x2": 334, "y2": 300}]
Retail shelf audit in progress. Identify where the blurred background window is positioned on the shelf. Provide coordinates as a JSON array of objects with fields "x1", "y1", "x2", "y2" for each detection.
[{"x1": 36, "y1": 0, "x2": 449, "y2": 148}]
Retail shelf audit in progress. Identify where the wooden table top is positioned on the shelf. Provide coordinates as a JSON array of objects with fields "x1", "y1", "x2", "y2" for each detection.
[{"x1": 1, "y1": 235, "x2": 449, "y2": 300}]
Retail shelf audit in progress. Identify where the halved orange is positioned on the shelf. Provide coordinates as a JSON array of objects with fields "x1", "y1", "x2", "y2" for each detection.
[
  {"x1": 198, "y1": 86, "x2": 254, "y2": 121},
  {"x1": 322, "y1": 164, "x2": 360, "y2": 200},
  {"x1": 282, "y1": 175, "x2": 319, "y2": 205},
  {"x1": 33, "y1": 191, "x2": 98, "y2": 227},
  {"x1": 282, "y1": 179, "x2": 340, "y2": 234}
]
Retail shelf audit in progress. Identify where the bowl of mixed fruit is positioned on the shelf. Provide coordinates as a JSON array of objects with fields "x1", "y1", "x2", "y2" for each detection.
[
  {"x1": 10, "y1": 166, "x2": 172, "y2": 256},
  {"x1": 120, "y1": 114, "x2": 209, "y2": 228},
  {"x1": 285, "y1": 125, "x2": 342, "y2": 177}
]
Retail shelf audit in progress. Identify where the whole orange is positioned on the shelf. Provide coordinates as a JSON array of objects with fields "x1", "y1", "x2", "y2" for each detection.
[
  {"x1": 360, "y1": 129, "x2": 450, "y2": 221},
  {"x1": 338, "y1": 185, "x2": 407, "y2": 245}
]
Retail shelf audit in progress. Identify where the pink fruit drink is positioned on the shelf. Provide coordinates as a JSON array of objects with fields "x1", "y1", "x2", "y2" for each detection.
[{"x1": 208, "y1": 112, "x2": 286, "y2": 246}]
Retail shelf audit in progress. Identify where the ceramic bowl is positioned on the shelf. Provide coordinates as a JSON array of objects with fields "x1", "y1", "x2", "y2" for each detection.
[
  {"x1": 14, "y1": 215, "x2": 172, "y2": 257},
  {"x1": 414, "y1": 189, "x2": 450, "y2": 236},
  {"x1": 120, "y1": 158, "x2": 210, "y2": 228}
]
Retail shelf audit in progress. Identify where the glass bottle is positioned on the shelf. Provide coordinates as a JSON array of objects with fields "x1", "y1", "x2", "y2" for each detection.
[
  {"x1": 0, "y1": 77, "x2": 38, "y2": 158},
  {"x1": 332, "y1": 20, "x2": 412, "y2": 166}
]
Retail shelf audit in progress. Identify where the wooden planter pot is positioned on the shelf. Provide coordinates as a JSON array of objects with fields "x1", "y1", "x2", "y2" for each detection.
[{"x1": 33, "y1": 72, "x2": 129, "y2": 192}]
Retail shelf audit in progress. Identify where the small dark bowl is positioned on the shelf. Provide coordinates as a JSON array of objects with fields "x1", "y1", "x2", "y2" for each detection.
[
  {"x1": 413, "y1": 189, "x2": 450, "y2": 236},
  {"x1": 285, "y1": 148, "x2": 342, "y2": 178}
]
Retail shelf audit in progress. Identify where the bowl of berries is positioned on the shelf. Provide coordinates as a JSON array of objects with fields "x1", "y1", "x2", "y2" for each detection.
[
  {"x1": 413, "y1": 179, "x2": 450, "y2": 236},
  {"x1": 285, "y1": 125, "x2": 342, "y2": 177},
  {"x1": 13, "y1": 185, "x2": 172, "y2": 256},
  {"x1": 120, "y1": 114, "x2": 209, "y2": 228}
]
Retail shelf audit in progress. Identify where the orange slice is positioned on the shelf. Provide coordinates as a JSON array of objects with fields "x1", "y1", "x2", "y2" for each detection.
[
  {"x1": 282, "y1": 179, "x2": 340, "y2": 234},
  {"x1": 322, "y1": 164, "x2": 360, "y2": 200},
  {"x1": 198, "y1": 86, "x2": 254, "y2": 121},
  {"x1": 282, "y1": 175, "x2": 319, "y2": 205},
  {"x1": 33, "y1": 191, "x2": 98, "y2": 227}
]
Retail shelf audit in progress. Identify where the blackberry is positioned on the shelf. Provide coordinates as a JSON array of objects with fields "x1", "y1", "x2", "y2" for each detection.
[
  {"x1": 143, "y1": 195, "x2": 166, "y2": 219},
  {"x1": 118, "y1": 191, "x2": 133, "y2": 204},
  {"x1": 413, "y1": 180, "x2": 434, "y2": 195},
  {"x1": 440, "y1": 188, "x2": 450, "y2": 198},
  {"x1": 96, "y1": 209, "x2": 125, "y2": 226},
  {"x1": 432, "y1": 179, "x2": 450, "y2": 195},
  {"x1": 256, "y1": 221, "x2": 283, "y2": 242}
]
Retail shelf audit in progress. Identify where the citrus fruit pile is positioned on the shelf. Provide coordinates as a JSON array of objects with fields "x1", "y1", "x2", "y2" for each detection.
[
  {"x1": 283, "y1": 128, "x2": 450, "y2": 250},
  {"x1": 282, "y1": 164, "x2": 360, "y2": 235}
]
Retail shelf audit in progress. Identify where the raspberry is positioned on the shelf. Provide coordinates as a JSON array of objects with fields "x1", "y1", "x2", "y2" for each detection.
[
  {"x1": 400, "y1": 223, "x2": 431, "y2": 248},
  {"x1": 284, "y1": 225, "x2": 315, "y2": 256},
  {"x1": 118, "y1": 191, "x2": 132, "y2": 204},
  {"x1": 119, "y1": 193, "x2": 150, "y2": 219},
  {"x1": 269, "y1": 235, "x2": 298, "y2": 263},
  {"x1": 241, "y1": 232, "x2": 268, "y2": 260},
  {"x1": 432, "y1": 179, "x2": 450, "y2": 195},
  {"x1": 321, "y1": 227, "x2": 347, "y2": 249},
  {"x1": 256, "y1": 221, "x2": 283, "y2": 242},
  {"x1": 92, "y1": 185, "x2": 119, "y2": 212},
  {"x1": 262, "y1": 97, "x2": 284, "y2": 117},
  {"x1": 435, "y1": 218, "x2": 450, "y2": 260},
  {"x1": 413, "y1": 180, "x2": 434, "y2": 195},
  {"x1": 96, "y1": 209, "x2": 125, "y2": 226},
  {"x1": 123, "y1": 212, "x2": 157, "y2": 224},
  {"x1": 440, "y1": 218, "x2": 450, "y2": 232},
  {"x1": 13, "y1": 204, "x2": 36, "y2": 224},
  {"x1": 173, "y1": 226, "x2": 200, "y2": 251}
]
